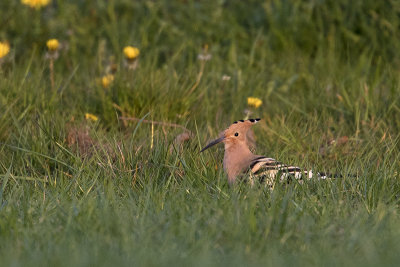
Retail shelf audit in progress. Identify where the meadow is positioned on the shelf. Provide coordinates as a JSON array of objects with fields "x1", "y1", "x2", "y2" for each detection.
[{"x1": 1, "y1": 0, "x2": 400, "y2": 266}]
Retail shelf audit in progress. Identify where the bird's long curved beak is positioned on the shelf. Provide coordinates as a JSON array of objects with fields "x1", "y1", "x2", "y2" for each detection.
[{"x1": 200, "y1": 136, "x2": 225, "y2": 152}]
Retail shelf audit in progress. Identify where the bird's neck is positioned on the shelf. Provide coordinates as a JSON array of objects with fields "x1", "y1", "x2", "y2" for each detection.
[{"x1": 223, "y1": 142, "x2": 255, "y2": 184}]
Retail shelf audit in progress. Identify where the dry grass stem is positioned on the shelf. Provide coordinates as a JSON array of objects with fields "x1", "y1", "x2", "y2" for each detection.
[{"x1": 49, "y1": 58, "x2": 54, "y2": 90}]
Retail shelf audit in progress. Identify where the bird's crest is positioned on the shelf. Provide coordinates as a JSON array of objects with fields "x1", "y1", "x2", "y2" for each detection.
[{"x1": 225, "y1": 118, "x2": 260, "y2": 135}]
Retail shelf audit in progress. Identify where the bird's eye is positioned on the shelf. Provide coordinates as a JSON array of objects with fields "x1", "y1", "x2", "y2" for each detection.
[{"x1": 234, "y1": 132, "x2": 239, "y2": 137}]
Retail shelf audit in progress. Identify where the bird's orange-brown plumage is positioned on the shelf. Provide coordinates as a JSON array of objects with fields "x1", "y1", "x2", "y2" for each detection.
[{"x1": 201, "y1": 119, "x2": 330, "y2": 185}]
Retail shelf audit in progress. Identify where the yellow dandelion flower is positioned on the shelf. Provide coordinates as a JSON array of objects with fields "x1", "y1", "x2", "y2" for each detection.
[
  {"x1": 0, "y1": 42, "x2": 10, "y2": 59},
  {"x1": 46, "y1": 39, "x2": 59, "y2": 51},
  {"x1": 85, "y1": 113, "x2": 98, "y2": 121},
  {"x1": 101, "y1": 74, "x2": 114, "y2": 88},
  {"x1": 21, "y1": 0, "x2": 51, "y2": 9},
  {"x1": 123, "y1": 46, "x2": 140, "y2": 60},
  {"x1": 247, "y1": 97, "x2": 263, "y2": 108}
]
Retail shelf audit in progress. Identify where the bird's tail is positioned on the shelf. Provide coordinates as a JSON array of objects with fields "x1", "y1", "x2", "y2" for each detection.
[{"x1": 315, "y1": 171, "x2": 343, "y2": 179}]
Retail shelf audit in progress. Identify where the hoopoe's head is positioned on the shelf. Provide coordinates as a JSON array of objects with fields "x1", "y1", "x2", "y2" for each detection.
[{"x1": 200, "y1": 118, "x2": 261, "y2": 152}]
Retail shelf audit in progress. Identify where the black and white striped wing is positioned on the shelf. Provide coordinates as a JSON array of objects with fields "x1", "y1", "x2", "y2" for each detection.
[{"x1": 249, "y1": 156, "x2": 326, "y2": 186}]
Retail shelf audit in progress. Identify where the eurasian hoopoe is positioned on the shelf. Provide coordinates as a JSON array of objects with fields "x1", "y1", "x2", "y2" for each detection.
[{"x1": 201, "y1": 119, "x2": 332, "y2": 185}]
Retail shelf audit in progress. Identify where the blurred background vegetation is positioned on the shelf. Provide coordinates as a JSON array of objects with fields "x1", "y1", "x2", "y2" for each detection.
[{"x1": 1, "y1": 0, "x2": 400, "y2": 266}]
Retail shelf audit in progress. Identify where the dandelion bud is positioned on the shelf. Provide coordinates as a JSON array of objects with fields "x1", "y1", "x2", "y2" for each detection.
[
  {"x1": 21, "y1": 0, "x2": 51, "y2": 9},
  {"x1": 247, "y1": 97, "x2": 263, "y2": 109},
  {"x1": 198, "y1": 44, "x2": 211, "y2": 61},
  {"x1": 85, "y1": 113, "x2": 99, "y2": 122},
  {"x1": 123, "y1": 46, "x2": 140, "y2": 70},
  {"x1": 0, "y1": 42, "x2": 10, "y2": 59},
  {"x1": 123, "y1": 46, "x2": 140, "y2": 60},
  {"x1": 46, "y1": 39, "x2": 59, "y2": 52},
  {"x1": 101, "y1": 74, "x2": 114, "y2": 89}
]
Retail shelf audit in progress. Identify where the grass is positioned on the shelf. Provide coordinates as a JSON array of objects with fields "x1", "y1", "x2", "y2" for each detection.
[{"x1": 1, "y1": 0, "x2": 400, "y2": 266}]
